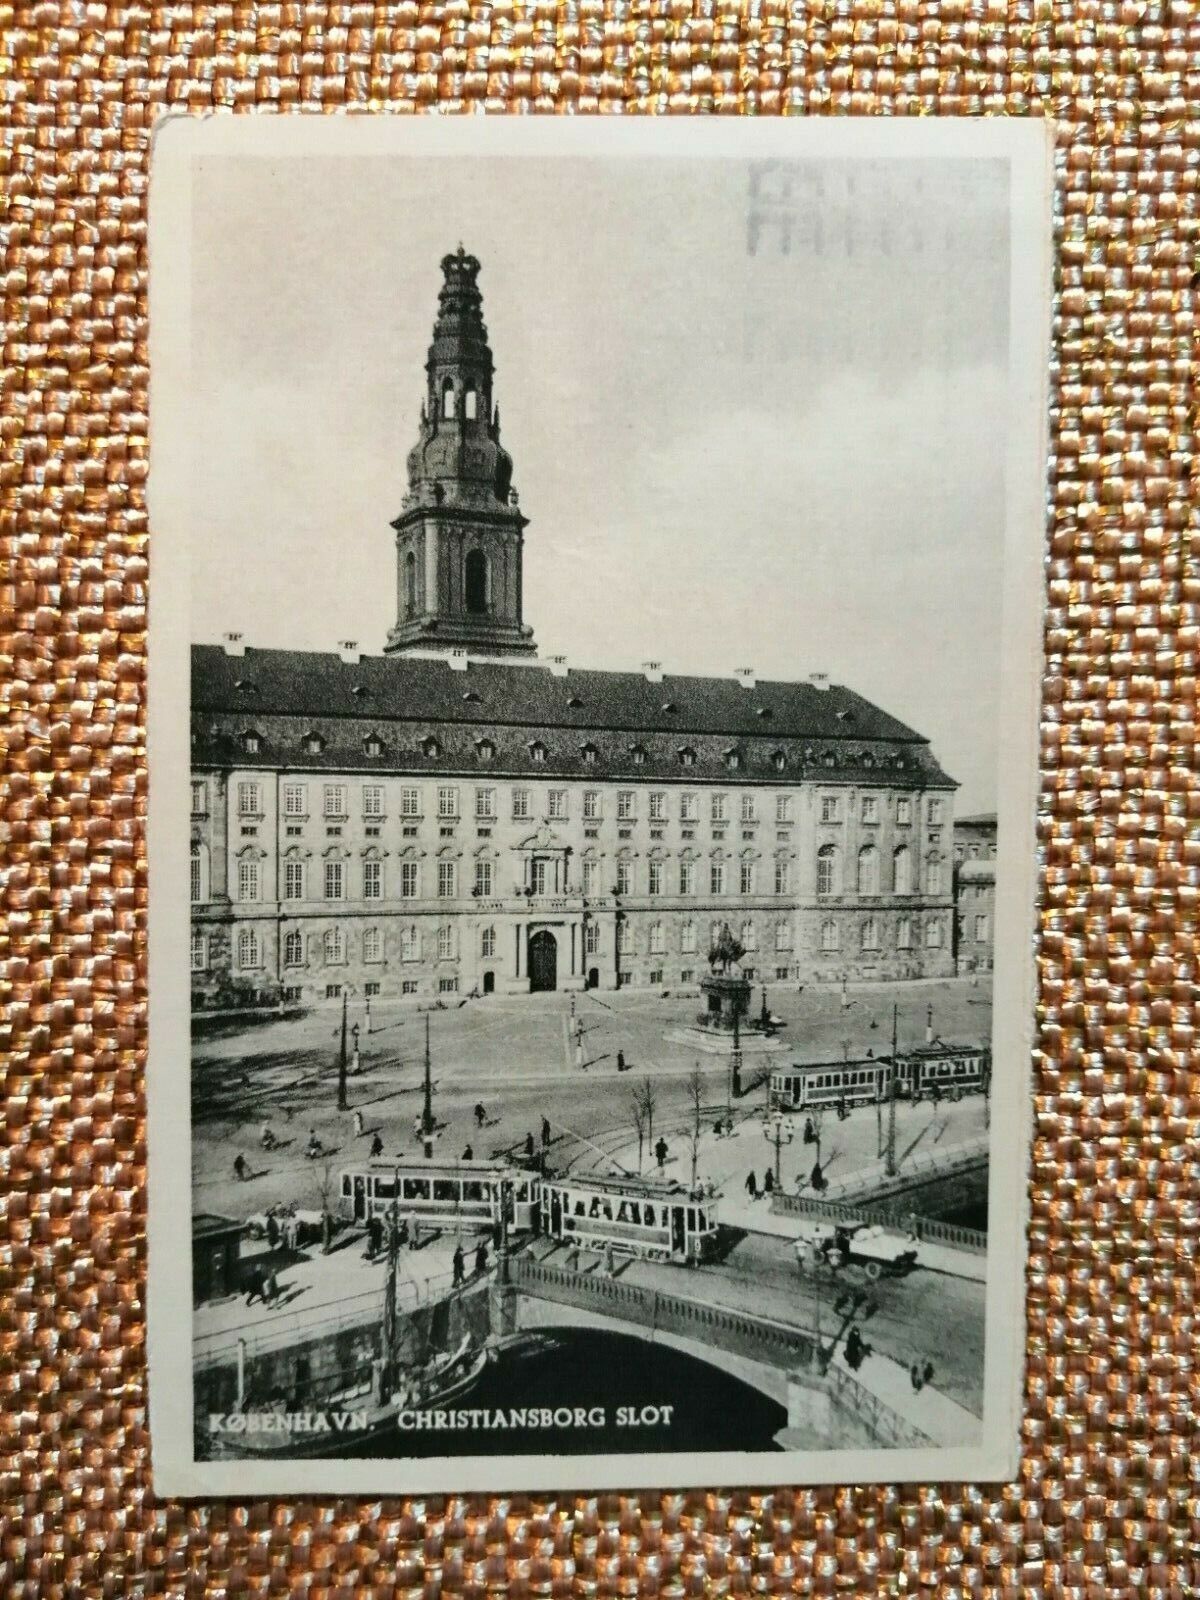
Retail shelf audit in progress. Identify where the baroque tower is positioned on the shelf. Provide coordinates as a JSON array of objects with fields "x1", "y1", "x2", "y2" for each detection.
[{"x1": 384, "y1": 247, "x2": 537, "y2": 658}]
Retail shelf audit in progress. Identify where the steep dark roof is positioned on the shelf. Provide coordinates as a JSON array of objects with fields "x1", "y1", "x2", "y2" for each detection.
[
  {"x1": 191, "y1": 647, "x2": 958, "y2": 788},
  {"x1": 196, "y1": 646, "x2": 928, "y2": 741}
]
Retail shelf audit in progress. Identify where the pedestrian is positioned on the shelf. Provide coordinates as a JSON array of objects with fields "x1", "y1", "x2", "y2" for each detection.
[
  {"x1": 492, "y1": 1219, "x2": 502, "y2": 1251},
  {"x1": 474, "y1": 1240, "x2": 488, "y2": 1276},
  {"x1": 745, "y1": 1170, "x2": 758, "y2": 1199},
  {"x1": 763, "y1": 1167, "x2": 774, "y2": 1195},
  {"x1": 265, "y1": 1269, "x2": 280, "y2": 1305},
  {"x1": 616, "y1": 1049, "x2": 626, "y2": 1072},
  {"x1": 244, "y1": 1266, "x2": 265, "y2": 1306},
  {"x1": 305, "y1": 1128, "x2": 322, "y2": 1159},
  {"x1": 353, "y1": 1109, "x2": 364, "y2": 1136},
  {"x1": 463, "y1": 1143, "x2": 473, "y2": 1161},
  {"x1": 837, "y1": 1096, "x2": 848, "y2": 1122},
  {"x1": 412, "y1": 1114, "x2": 423, "y2": 1141},
  {"x1": 541, "y1": 1116, "x2": 551, "y2": 1148},
  {"x1": 260, "y1": 1120, "x2": 275, "y2": 1150},
  {"x1": 369, "y1": 1131, "x2": 383, "y2": 1158},
  {"x1": 409, "y1": 1218, "x2": 420, "y2": 1250},
  {"x1": 845, "y1": 1325, "x2": 864, "y2": 1370},
  {"x1": 811, "y1": 1160, "x2": 826, "y2": 1193},
  {"x1": 923, "y1": 1360, "x2": 934, "y2": 1387},
  {"x1": 234, "y1": 1152, "x2": 248, "y2": 1181},
  {"x1": 804, "y1": 1117, "x2": 815, "y2": 1145},
  {"x1": 452, "y1": 1243, "x2": 465, "y2": 1287},
  {"x1": 713, "y1": 1118, "x2": 724, "y2": 1138},
  {"x1": 266, "y1": 1212, "x2": 279, "y2": 1251},
  {"x1": 475, "y1": 1102, "x2": 486, "y2": 1128},
  {"x1": 524, "y1": 1131, "x2": 534, "y2": 1158},
  {"x1": 910, "y1": 1362, "x2": 923, "y2": 1392},
  {"x1": 655, "y1": 1136, "x2": 668, "y2": 1171}
]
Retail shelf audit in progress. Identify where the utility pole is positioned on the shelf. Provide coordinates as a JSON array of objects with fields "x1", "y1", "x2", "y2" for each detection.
[
  {"x1": 731, "y1": 1000, "x2": 743, "y2": 1100},
  {"x1": 885, "y1": 1001, "x2": 898, "y2": 1177},
  {"x1": 421, "y1": 1013, "x2": 434, "y2": 1160},
  {"x1": 337, "y1": 987, "x2": 349, "y2": 1110}
]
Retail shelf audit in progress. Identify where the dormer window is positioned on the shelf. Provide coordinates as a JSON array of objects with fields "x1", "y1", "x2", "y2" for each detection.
[
  {"x1": 678, "y1": 747, "x2": 696, "y2": 768},
  {"x1": 233, "y1": 678, "x2": 256, "y2": 693},
  {"x1": 462, "y1": 689, "x2": 481, "y2": 704},
  {"x1": 240, "y1": 729, "x2": 262, "y2": 754},
  {"x1": 302, "y1": 731, "x2": 324, "y2": 755},
  {"x1": 837, "y1": 708, "x2": 856, "y2": 724},
  {"x1": 772, "y1": 750, "x2": 787, "y2": 772},
  {"x1": 364, "y1": 734, "x2": 384, "y2": 757},
  {"x1": 756, "y1": 706, "x2": 772, "y2": 719},
  {"x1": 528, "y1": 741, "x2": 547, "y2": 764},
  {"x1": 661, "y1": 701, "x2": 677, "y2": 713},
  {"x1": 581, "y1": 743, "x2": 598, "y2": 765},
  {"x1": 724, "y1": 749, "x2": 742, "y2": 771},
  {"x1": 351, "y1": 684, "x2": 369, "y2": 698},
  {"x1": 476, "y1": 737, "x2": 495, "y2": 762},
  {"x1": 422, "y1": 735, "x2": 441, "y2": 759},
  {"x1": 630, "y1": 744, "x2": 647, "y2": 767},
  {"x1": 567, "y1": 695, "x2": 584, "y2": 709}
]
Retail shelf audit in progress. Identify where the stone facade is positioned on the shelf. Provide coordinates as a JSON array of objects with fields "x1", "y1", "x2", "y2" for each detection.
[{"x1": 952, "y1": 814, "x2": 997, "y2": 973}]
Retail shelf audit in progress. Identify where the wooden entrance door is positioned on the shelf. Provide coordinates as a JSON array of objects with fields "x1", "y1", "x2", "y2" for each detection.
[{"x1": 528, "y1": 930, "x2": 558, "y2": 993}]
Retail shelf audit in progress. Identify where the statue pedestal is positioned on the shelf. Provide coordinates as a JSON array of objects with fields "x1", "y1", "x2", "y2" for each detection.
[{"x1": 664, "y1": 970, "x2": 787, "y2": 1056}]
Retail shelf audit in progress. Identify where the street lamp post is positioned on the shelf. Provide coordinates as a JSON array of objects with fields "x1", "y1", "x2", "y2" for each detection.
[
  {"x1": 731, "y1": 1000, "x2": 743, "y2": 1101},
  {"x1": 421, "y1": 1012, "x2": 434, "y2": 1160},
  {"x1": 885, "y1": 1001, "x2": 899, "y2": 1178},
  {"x1": 762, "y1": 1109, "x2": 795, "y2": 1190},
  {"x1": 336, "y1": 988, "x2": 350, "y2": 1110}
]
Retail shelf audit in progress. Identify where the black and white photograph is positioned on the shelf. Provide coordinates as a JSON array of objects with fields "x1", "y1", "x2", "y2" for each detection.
[{"x1": 148, "y1": 116, "x2": 1051, "y2": 1495}]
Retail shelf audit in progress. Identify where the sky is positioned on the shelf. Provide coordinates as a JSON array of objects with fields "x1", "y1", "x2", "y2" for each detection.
[{"x1": 187, "y1": 153, "x2": 1011, "y2": 815}]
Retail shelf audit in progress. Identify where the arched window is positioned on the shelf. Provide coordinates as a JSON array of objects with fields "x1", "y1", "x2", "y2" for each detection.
[
  {"x1": 404, "y1": 550, "x2": 417, "y2": 615},
  {"x1": 861, "y1": 917, "x2": 879, "y2": 951},
  {"x1": 817, "y1": 843, "x2": 839, "y2": 897},
  {"x1": 775, "y1": 921, "x2": 792, "y2": 952},
  {"x1": 857, "y1": 845, "x2": 879, "y2": 895},
  {"x1": 649, "y1": 922, "x2": 665, "y2": 955},
  {"x1": 442, "y1": 380, "x2": 456, "y2": 419},
  {"x1": 740, "y1": 919, "x2": 757, "y2": 952},
  {"x1": 401, "y1": 925, "x2": 420, "y2": 961},
  {"x1": 237, "y1": 928, "x2": 260, "y2": 970},
  {"x1": 617, "y1": 922, "x2": 632, "y2": 955},
  {"x1": 324, "y1": 927, "x2": 345, "y2": 965},
  {"x1": 284, "y1": 929, "x2": 304, "y2": 966},
  {"x1": 465, "y1": 549, "x2": 489, "y2": 615},
  {"x1": 820, "y1": 919, "x2": 839, "y2": 953},
  {"x1": 893, "y1": 845, "x2": 911, "y2": 895},
  {"x1": 464, "y1": 388, "x2": 478, "y2": 420},
  {"x1": 190, "y1": 842, "x2": 208, "y2": 905}
]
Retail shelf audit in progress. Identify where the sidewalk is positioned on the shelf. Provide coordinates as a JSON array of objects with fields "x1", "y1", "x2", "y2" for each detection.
[{"x1": 830, "y1": 1343, "x2": 981, "y2": 1447}]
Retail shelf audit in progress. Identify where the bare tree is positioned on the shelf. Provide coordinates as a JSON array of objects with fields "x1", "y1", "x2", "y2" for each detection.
[
  {"x1": 637, "y1": 1076, "x2": 658, "y2": 1151},
  {"x1": 630, "y1": 1091, "x2": 648, "y2": 1174},
  {"x1": 314, "y1": 1158, "x2": 337, "y2": 1255},
  {"x1": 684, "y1": 1062, "x2": 705, "y2": 1190}
]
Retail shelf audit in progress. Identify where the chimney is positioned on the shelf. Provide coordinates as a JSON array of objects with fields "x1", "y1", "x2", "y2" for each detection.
[
  {"x1": 734, "y1": 667, "x2": 756, "y2": 691},
  {"x1": 222, "y1": 632, "x2": 245, "y2": 657},
  {"x1": 338, "y1": 639, "x2": 361, "y2": 665},
  {"x1": 448, "y1": 647, "x2": 468, "y2": 673},
  {"x1": 809, "y1": 672, "x2": 831, "y2": 692},
  {"x1": 642, "y1": 660, "x2": 664, "y2": 683},
  {"x1": 547, "y1": 654, "x2": 569, "y2": 679}
]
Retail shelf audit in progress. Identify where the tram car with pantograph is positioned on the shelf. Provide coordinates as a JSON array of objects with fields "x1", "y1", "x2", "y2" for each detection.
[
  {"x1": 769, "y1": 1040, "x2": 991, "y2": 1112},
  {"x1": 538, "y1": 1171, "x2": 719, "y2": 1265},
  {"x1": 339, "y1": 1158, "x2": 539, "y2": 1234}
]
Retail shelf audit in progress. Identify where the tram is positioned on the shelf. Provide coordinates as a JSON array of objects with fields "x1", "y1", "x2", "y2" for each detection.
[
  {"x1": 339, "y1": 1158, "x2": 539, "y2": 1234},
  {"x1": 769, "y1": 1041, "x2": 990, "y2": 1112},
  {"x1": 538, "y1": 1172, "x2": 719, "y2": 1265}
]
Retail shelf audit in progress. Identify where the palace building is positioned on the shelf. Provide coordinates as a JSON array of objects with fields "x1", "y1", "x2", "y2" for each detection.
[{"x1": 189, "y1": 248, "x2": 958, "y2": 1010}]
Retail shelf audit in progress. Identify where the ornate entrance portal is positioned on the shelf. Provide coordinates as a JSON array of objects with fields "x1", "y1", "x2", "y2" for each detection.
[{"x1": 528, "y1": 929, "x2": 558, "y2": 993}]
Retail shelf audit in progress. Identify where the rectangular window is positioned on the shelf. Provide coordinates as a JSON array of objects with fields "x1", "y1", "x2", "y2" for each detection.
[
  {"x1": 926, "y1": 920, "x2": 942, "y2": 948},
  {"x1": 711, "y1": 794, "x2": 727, "y2": 824},
  {"x1": 401, "y1": 786, "x2": 420, "y2": 818},
  {"x1": 475, "y1": 787, "x2": 496, "y2": 820},
  {"x1": 616, "y1": 861, "x2": 632, "y2": 895},
  {"x1": 438, "y1": 861, "x2": 457, "y2": 898},
  {"x1": 284, "y1": 861, "x2": 305, "y2": 900},
  {"x1": 974, "y1": 914, "x2": 989, "y2": 942},
  {"x1": 896, "y1": 797, "x2": 912, "y2": 824},
  {"x1": 401, "y1": 926, "x2": 419, "y2": 961},
  {"x1": 679, "y1": 861, "x2": 695, "y2": 896},
  {"x1": 649, "y1": 969, "x2": 663, "y2": 986},
  {"x1": 191, "y1": 780, "x2": 207, "y2": 815},
  {"x1": 512, "y1": 788, "x2": 530, "y2": 820},
  {"x1": 821, "y1": 796, "x2": 840, "y2": 823},
  {"x1": 648, "y1": 861, "x2": 663, "y2": 895},
  {"x1": 582, "y1": 859, "x2": 600, "y2": 896},
  {"x1": 437, "y1": 786, "x2": 458, "y2": 819},
  {"x1": 585, "y1": 922, "x2": 600, "y2": 954},
  {"x1": 775, "y1": 922, "x2": 792, "y2": 951},
  {"x1": 363, "y1": 926, "x2": 382, "y2": 962},
  {"x1": 237, "y1": 860, "x2": 260, "y2": 902},
  {"x1": 740, "y1": 795, "x2": 756, "y2": 823},
  {"x1": 774, "y1": 859, "x2": 790, "y2": 895},
  {"x1": 363, "y1": 785, "x2": 384, "y2": 818},
  {"x1": 237, "y1": 781, "x2": 261, "y2": 816},
  {"x1": 439, "y1": 976, "x2": 459, "y2": 994},
  {"x1": 190, "y1": 852, "x2": 202, "y2": 904},
  {"x1": 437, "y1": 924, "x2": 456, "y2": 960},
  {"x1": 648, "y1": 792, "x2": 666, "y2": 821},
  {"x1": 680, "y1": 793, "x2": 698, "y2": 823},
  {"x1": 928, "y1": 798, "x2": 943, "y2": 824},
  {"x1": 617, "y1": 791, "x2": 635, "y2": 820},
  {"x1": 190, "y1": 931, "x2": 207, "y2": 972},
  {"x1": 583, "y1": 791, "x2": 600, "y2": 820},
  {"x1": 711, "y1": 862, "x2": 726, "y2": 895},
  {"x1": 323, "y1": 784, "x2": 345, "y2": 818},
  {"x1": 740, "y1": 861, "x2": 755, "y2": 895},
  {"x1": 862, "y1": 796, "x2": 879, "y2": 824},
  {"x1": 776, "y1": 794, "x2": 793, "y2": 824},
  {"x1": 475, "y1": 859, "x2": 493, "y2": 898},
  {"x1": 283, "y1": 782, "x2": 306, "y2": 816},
  {"x1": 402, "y1": 980, "x2": 418, "y2": 995},
  {"x1": 681, "y1": 922, "x2": 697, "y2": 954},
  {"x1": 400, "y1": 861, "x2": 419, "y2": 898},
  {"x1": 547, "y1": 789, "x2": 567, "y2": 819},
  {"x1": 325, "y1": 983, "x2": 342, "y2": 1000},
  {"x1": 324, "y1": 860, "x2": 344, "y2": 900},
  {"x1": 481, "y1": 926, "x2": 497, "y2": 958},
  {"x1": 363, "y1": 860, "x2": 382, "y2": 900}
]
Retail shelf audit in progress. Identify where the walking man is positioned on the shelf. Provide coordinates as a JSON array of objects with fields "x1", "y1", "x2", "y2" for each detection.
[
  {"x1": 452, "y1": 1243, "x2": 465, "y2": 1288},
  {"x1": 655, "y1": 1136, "x2": 668, "y2": 1171},
  {"x1": 811, "y1": 1160, "x2": 826, "y2": 1193},
  {"x1": 541, "y1": 1116, "x2": 551, "y2": 1149},
  {"x1": 463, "y1": 1143, "x2": 474, "y2": 1161},
  {"x1": 524, "y1": 1131, "x2": 535, "y2": 1159},
  {"x1": 234, "y1": 1152, "x2": 248, "y2": 1182},
  {"x1": 244, "y1": 1266, "x2": 266, "y2": 1306},
  {"x1": 369, "y1": 1131, "x2": 383, "y2": 1157},
  {"x1": 745, "y1": 1170, "x2": 758, "y2": 1200},
  {"x1": 353, "y1": 1108, "x2": 364, "y2": 1137},
  {"x1": 474, "y1": 1102, "x2": 486, "y2": 1128},
  {"x1": 616, "y1": 1049, "x2": 626, "y2": 1073},
  {"x1": 474, "y1": 1240, "x2": 488, "y2": 1277},
  {"x1": 763, "y1": 1167, "x2": 774, "y2": 1196}
]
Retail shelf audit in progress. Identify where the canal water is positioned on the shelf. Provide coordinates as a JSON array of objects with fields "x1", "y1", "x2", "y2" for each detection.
[{"x1": 350, "y1": 1328, "x2": 789, "y2": 1457}]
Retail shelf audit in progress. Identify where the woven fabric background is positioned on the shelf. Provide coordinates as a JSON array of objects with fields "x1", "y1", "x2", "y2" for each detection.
[{"x1": 2, "y1": 2, "x2": 1198, "y2": 1597}]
